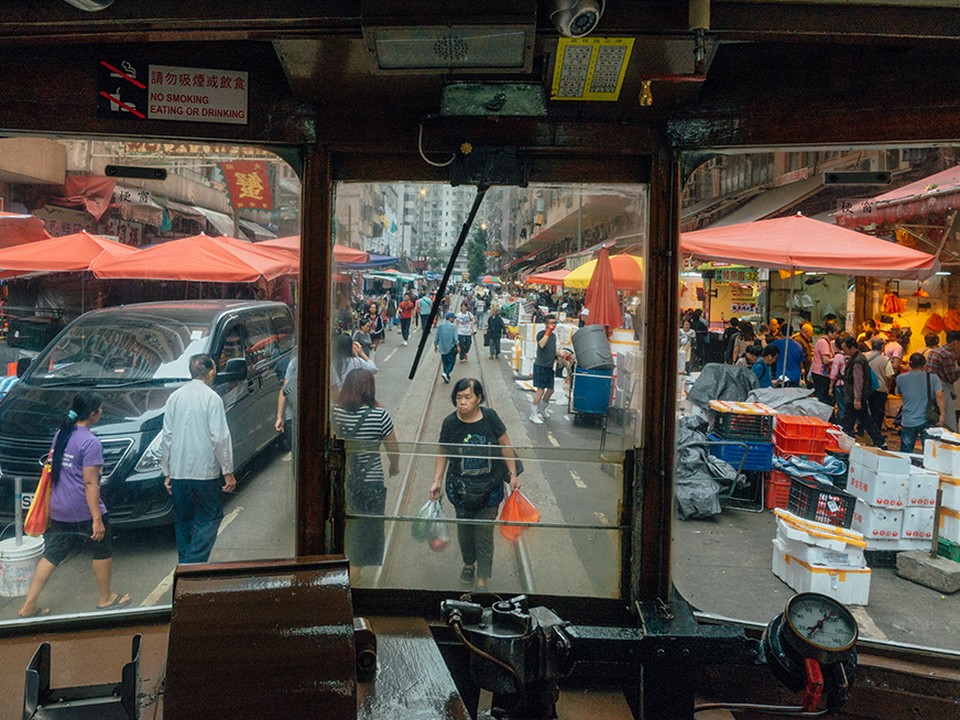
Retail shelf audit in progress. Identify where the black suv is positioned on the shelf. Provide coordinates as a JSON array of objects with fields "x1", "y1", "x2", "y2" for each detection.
[{"x1": 0, "y1": 300, "x2": 295, "y2": 528}]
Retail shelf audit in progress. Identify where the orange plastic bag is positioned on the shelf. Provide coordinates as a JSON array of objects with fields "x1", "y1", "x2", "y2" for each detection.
[
  {"x1": 24, "y1": 463, "x2": 52, "y2": 537},
  {"x1": 499, "y1": 491, "x2": 540, "y2": 542}
]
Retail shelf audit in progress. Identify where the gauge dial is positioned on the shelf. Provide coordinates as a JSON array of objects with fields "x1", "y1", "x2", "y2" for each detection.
[{"x1": 783, "y1": 593, "x2": 858, "y2": 663}]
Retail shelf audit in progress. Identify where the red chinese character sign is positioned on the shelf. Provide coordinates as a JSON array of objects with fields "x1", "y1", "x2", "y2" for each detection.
[{"x1": 220, "y1": 161, "x2": 274, "y2": 210}]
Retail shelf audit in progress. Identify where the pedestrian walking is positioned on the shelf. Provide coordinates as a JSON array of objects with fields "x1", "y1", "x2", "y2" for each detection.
[
  {"x1": 925, "y1": 330, "x2": 960, "y2": 431},
  {"x1": 455, "y1": 301, "x2": 475, "y2": 362},
  {"x1": 486, "y1": 305, "x2": 506, "y2": 359},
  {"x1": 332, "y1": 367, "x2": 399, "y2": 586},
  {"x1": 810, "y1": 322, "x2": 839, "y2": 405},
  {"x1": 895, "y1": 353, "x2": 945, "y2": 453},
  {"x1": 274, "y1": 353, "x2": 298, "y2": 462},
  {"x1": 839, "y1": 336, "x2": 887, "y2": 449},
  {"x1": 397, "y1": 292, "x2": 416, "y2": 345},
  {"x1": 679, "y1": 319, "x2": 696, "y2": 372},
  {"x1": 751, "y1": 345, "x2": 779, "y2": 388},
  {"x1": 530, "y1": 314, "x2": 561, "y2": 424},
  {"x1": 367, "y1": 303, "x2": 385, "y2": 355},
  {"x1": 160, "y1": 354, "x2": 236, "y2": 564},
  {"x1": 475, "y1": 294, "x2": 486, "y2": 329},
  {"x1": 865, "y1": 337, "x2": 894, "y2": 436},
  {"x1": 332, "y1": 333, "x2": 377, "y2": 401},
  {"x1": 18, "y1": 391, "x2": 131, "y2": 617},
  {"x1": 428, "y1": 378, "x2": 519, "y2": 590},
  {"x1": 418, "y1": 292, "x2": 433, "y2": 332},
  {"x1": 435, "y1": 311, "x2": 460, "y2": 383},
  {"x1": 352, "y1": 317, "x2": 374, "y2": 359}
]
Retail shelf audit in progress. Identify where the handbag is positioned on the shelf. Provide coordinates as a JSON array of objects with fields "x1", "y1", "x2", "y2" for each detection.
[
  {"x1": 24, "y1": 461, "x2": 53, "y2": 537},
  {"x1": 926, "y1": 373, "x2": 941, "y2": 426}
]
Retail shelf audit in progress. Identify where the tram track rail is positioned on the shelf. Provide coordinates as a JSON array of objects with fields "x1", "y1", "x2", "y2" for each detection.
[{"x1": 370, "y1": 304, "x2": 533, "y2": 592}]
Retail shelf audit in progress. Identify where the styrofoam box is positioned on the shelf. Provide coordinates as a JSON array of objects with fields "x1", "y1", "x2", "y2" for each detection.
[
  {"x1": 847, "y1": 461, "x2": 908, "y2": 508},
  {"x1": 774, "y1": 509, "x2": 867, "y2": 569},
  {"x1": 902, "y1": 507, "x2": 936, "y2": 540},
  {"x1": 938, "y1": 505, "x2": 960, "y2": 544},
  {"x1": 862, "y1": 536, "x2": 931, "y2": 552},
  {"x1": 852, "y1": 499, "x2": 903, "y2": 539},
  {"x1": 940, "y1": 475, "x2": 960, "y2": 509},
  {"x1": 924, "y1": 439, "x2": 960, "y2": 477},
  {"x1": 907, "y1": 467, "x2": 939, "y2": 507},
  {"x1": 850, "y1": 444, "x2": 910, "y2": 475},
  {"x1": 772, "y1": 538, "x2": 871, "y2": 606},
  {"x1": 611, "y1": 328, "x2": 634, "y2": 342}
]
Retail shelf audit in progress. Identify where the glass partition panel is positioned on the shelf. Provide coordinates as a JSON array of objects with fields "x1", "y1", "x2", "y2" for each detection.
[
  {"x1": 332, "y1": 180, "x2": 648, "y2": 598},
  {"x1": 674, "y1": 144, "x2": 960, "y2": 654}
]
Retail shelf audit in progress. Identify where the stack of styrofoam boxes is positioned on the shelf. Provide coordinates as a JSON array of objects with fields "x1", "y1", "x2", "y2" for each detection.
[
  {"x1": 772, "y1": 508, "x2": 871, "y2": 605},
  {"x1": 514, "y1": 322, "x2": 577, "y2": 378},
  {"x1": 924, "y1": 439, "x2": 960, "y2": 548},
  {"x1": 848, "y1": 444, "x2": 938, "y2": 551}
]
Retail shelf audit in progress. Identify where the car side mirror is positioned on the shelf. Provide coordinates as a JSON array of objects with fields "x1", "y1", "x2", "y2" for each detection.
[
  {"x1": 216, "y1": 357, "x2": 247, "y2": 383},
  {"x1": 16, "y1": 357, "x2": 32, "y2": 377}
]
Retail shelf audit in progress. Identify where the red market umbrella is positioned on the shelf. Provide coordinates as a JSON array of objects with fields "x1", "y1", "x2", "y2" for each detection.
[
  {"x1": 259, "y1": 236, "x2": 370, "y2": 265},
  {"x1": 91, "y1": 233, "x2": 296, "y2": 282},
  {"x1": 0, "y1": 212, "x2": 51, "y2": 248},
  {"x1": 583, "y1": 247, "x2": 622, "y2": 336},
  {"x1": 680, "y1": 214, "x2": 938, "y2": 279},
  {"x1": 525, "y1": 269, "x2": 570, "y2": 286},
  {"x1": 0, "y1": 231, "x2": 135, "y2": 277}
]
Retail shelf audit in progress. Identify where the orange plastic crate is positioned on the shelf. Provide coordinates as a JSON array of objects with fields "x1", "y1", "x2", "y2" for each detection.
[
  {"x1": 774, "y1": 415, "x2": 833, "y2": 439},
  {"x1": 774, "y1": 446, "x2": 826, "y2": 464},
  {"x1": 774, "y1": 428, "x2": 831, "y2": 456},
  {"x1": 765, "y1": 471, "x2": 793, "y2": 510}
]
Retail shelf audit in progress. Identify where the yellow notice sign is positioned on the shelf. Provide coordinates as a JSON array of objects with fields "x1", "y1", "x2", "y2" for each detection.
[{"x1": 551, "y1": 37, "x2": 634, "y2": 102}]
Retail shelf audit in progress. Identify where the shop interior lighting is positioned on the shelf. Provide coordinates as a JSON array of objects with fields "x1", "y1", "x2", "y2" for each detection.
[{"x1": 936, "y1": 271, "x2": 951, "y2": 276}]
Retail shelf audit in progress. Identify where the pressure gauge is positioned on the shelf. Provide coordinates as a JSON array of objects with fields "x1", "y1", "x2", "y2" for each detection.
[{"x1": 782, "y1": 592, "x2": 858, "y2": 664}]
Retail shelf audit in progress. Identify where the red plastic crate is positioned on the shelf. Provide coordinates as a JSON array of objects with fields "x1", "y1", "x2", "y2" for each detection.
[
  {"x1": 787, "y1": 476, "x2": 856, "y2": 528},
  {"x1": 774, "y1": 428, "x2": 831, "y2": 456},
  {"x1": 774, "y1": 415, "x2": 832, "y2": 439},
  {"x1": 765, "y1": 471, "x2": 792, "y2": 509}
]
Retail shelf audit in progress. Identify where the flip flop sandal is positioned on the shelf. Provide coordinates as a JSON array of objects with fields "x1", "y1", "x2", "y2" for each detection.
[
  {"x1": 19, "y1": 607, "x2": 51, "y2": 618},
  {"x1": 96, "y1": 593, "x2": 132, "y2": 611}
]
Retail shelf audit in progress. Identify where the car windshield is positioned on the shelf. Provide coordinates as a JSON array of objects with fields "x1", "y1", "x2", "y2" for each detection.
[{"x1": 25, "y1": 312, "x2": 212, "y2": 386}]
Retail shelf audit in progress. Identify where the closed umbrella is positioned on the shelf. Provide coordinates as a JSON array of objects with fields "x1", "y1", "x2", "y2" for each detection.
[{"x1": 583, "y1": 247, "x2": 622, "y2": 336}]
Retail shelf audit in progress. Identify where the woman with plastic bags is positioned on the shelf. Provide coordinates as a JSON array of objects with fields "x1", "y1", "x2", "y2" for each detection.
[
  {"x1": 332, "y1": 367, "x2": 399, "y2": 586},
  {"x1": 428, "y1": 378, "x2": 519, "y2": 590}
]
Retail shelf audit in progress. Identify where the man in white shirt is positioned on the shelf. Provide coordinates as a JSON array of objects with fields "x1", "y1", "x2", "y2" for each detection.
[{"x1": 161, "y1": 354, "x2": 235, "y2": 564}]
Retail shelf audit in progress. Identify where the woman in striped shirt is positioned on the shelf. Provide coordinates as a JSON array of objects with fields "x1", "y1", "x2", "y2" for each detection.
[{"x1": 332, "y1": 367, "x2": 399, "y2": 586}]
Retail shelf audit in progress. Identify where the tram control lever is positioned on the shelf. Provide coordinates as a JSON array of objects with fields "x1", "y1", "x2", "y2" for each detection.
[{"x1": 441, "y1": 591, "x2": 858, "y2": 719}]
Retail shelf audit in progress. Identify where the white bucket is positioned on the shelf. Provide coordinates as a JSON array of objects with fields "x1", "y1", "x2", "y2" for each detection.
[{"x1": 0, "y1": 536, "x2": 44, "y2": 597}]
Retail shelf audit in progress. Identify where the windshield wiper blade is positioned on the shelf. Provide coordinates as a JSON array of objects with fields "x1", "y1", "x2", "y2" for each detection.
[
  {"x1": 31, "y1": 378, "x2": 105, "y2": 387},
  {"x1": 96, "y1": 377, "x2": 186, "y2": 388}
]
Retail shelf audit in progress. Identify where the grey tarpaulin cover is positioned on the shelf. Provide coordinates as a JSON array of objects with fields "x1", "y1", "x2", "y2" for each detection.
[
  {"x1": 675, "y1": 417, "x2": 744, "y2": 520},
  {"x1": 746, "y1": 387, "x2": 833, "y2": 421},
  {"x1": 686, "y1": 363, "x2": 759, "y2": 409}
]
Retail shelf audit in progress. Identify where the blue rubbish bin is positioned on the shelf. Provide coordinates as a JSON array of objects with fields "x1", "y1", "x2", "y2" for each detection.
[{"x1": 571, "y1": 366, "x2": 613, "y2": 416}]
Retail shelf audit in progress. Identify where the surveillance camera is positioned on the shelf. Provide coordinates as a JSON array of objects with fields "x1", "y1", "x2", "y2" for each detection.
[{"x1": 548, "y1": 0, "x2": 605, "y2": 39}]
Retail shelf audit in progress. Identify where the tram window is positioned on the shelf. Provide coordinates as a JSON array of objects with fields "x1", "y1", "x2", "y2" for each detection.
[
  {"x1": 674, "y1": 144, "x2": 959, "y2": 655},
  {"x1": 331, "y1": 181, "x2": 648, "y2": 597},
  {"x1": 0, "y1": 138, "x2": 300, "y2": 624}
]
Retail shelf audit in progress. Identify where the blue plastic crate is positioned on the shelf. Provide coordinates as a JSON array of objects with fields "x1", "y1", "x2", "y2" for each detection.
[{"x1": 706, "y1": 433, "x2": 774, "y2": 471}]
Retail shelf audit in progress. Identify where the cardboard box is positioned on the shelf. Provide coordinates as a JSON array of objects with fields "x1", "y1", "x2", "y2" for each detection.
[
  {"x1": 850, "y1": 444, "x2": 910, "y2": 475},
  {"x1": 846, "y1": 461, "x2": 908, "y2": 508},
  {"x1": 852, "y1": 499, "x2": 903, "y2": 539},
  {"x1": 772, "y1": 538, "x2": 871, "y2": 605},
  {"x1": 902, "y1": 507, "x2": 936, "y2": 541},
  {"x1": 924, "y1": 439, "x2": 960, "y2": 477},
  {"x1": 907, "y1": 467, "x2": 939, "y2": 507}
]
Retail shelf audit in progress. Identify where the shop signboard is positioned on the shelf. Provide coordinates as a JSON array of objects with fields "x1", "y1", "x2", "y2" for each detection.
[{"x1": 717, "y1": 268, "x2": 759, "y2": 284}]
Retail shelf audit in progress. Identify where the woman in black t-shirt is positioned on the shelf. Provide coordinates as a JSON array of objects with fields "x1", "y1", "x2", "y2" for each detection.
[{"x1": 429, "y1": 378, "x2": 519, "y2": 590}]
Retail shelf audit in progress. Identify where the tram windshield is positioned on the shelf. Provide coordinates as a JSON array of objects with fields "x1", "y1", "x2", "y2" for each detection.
[{"x1": 331, "y1": 181, "x2": 648, "y2": 597}]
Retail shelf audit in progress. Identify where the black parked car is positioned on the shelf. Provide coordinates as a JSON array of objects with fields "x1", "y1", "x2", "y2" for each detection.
[{"x1": 0, "y1": 300, "x2": 295, "y2": 528}]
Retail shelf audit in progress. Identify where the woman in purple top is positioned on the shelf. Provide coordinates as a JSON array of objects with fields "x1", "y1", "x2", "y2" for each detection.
[{"x1": 18, "y1": 391, "x2": 131, "y2": 617}]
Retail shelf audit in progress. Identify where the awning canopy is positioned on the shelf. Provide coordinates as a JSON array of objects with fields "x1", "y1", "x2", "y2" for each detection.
[
  {"x1": 708, "y1": 176, "x2": 825, "y2": 228},
  {"x1": 563, "y1": 254, "x2": 643, "y2": 290},
  {"x1": 91, "y1": 233, "x2": 296, "y2": 283},
  {"x1": 191, "y1": 205, "x2": 236, "y2": 236},
  {"x1": 681, "y1": 214, "x2": 939, "y2": 279},
  {"x1": 835, "y1": 164, "x2": 960, "y2": 229},
  {"x1": 0, "y1": 231, "x2": 135, "y2": 278},
  {"x1": 524, "y1": 269, "x2": 570, "y2": 286},
  {"x1": 238, "y1": 219, "x2": 276, "y2": 240}
]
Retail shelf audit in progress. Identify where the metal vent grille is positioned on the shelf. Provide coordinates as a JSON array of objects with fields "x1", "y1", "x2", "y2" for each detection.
[{"x1": 434, "y1": 35, "x2": 469, "y2": 62}]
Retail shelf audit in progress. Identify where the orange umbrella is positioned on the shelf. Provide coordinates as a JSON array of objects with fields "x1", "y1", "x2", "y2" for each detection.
[
  {"x1": 92, "y1": 233, "x2": 296, "y2": 282},
  {"x1": 0, "y1": 212, "x2": 50, "y2": 248},
  {"x1": 583, "y1": 247, "x2": 621, "y2": 337},
  {"x1": 259, "y1": 236, "x2": 372, "y2": 265},
  {"x1": 0, "y1": 231, "x2": 135, "y2": 277}
]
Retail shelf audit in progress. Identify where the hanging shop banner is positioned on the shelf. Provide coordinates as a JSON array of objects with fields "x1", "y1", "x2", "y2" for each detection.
[
  {"x1": 717, "y1": 268, "x2": 759, "y2": 284},
  {"x1": 220, "y1": 161, "x2": 274, "y2": 210},
  {"x1": 97, "y1": 60, "x2": 248, "y2": 125}
]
